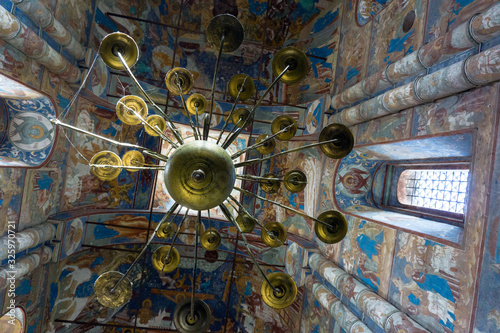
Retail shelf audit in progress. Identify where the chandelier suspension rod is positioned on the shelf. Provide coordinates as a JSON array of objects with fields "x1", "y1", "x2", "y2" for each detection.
[
  {"x1": 234, "y1": 138, "x2": 340, "y2": 168},
  {"x1": 163, "y1": 208, "x2": 191, "y2": 270},
  {"x1": 219, "y1": 204, "x2": 277, "y2": 291},
  {"x1": 234, "y1": 187, "x2": 333, "y2": 228},
  {"x1": 110, "y1": 203, "x2": 180, "y2": 292},
  {"x1": 207, "y1": 209, "x2": 211, "y2": 230},
  {"x1": 204, "y1": 34, "x2": 225, "y2": 140},
  {"x1": 216, "y1": 76, "x2": 247, "y2": 144},
  {"x1": 226, "y1": 196, "x2": 284, "y2": 246},
  {"x1": 221, "y1": 64, "x2": 291, "y2": 149},
  {"x1": 117, "y1": 52, "x2": 185, "y2": 145},
  {"x1": 195, "y1": 106, "x2": 202, "y2": 139},
  {"x1": 49, "y1": 118, "x2": 166, "y2": 161},
  {"x1": 89, "y1": 164, "x2": 165, "y2": 170},
  {"x1": 231, "y1": 123, "x2": 294, "y2": 159},
  {"x1": 190, "y1": 211, "x2": 201, "y2": 320},
  {"x1": 219, "y1": 114, "x2": 246, "y2": 145},
  {"x1": 236, "y1": 174, "x2": 307, "y2": 184},
  {"x1": 118, "y1": 101, "x2": 178, "y2": 148},
  {"x1": 174, "y1": 72, "x2": 200, "y2": 140}
]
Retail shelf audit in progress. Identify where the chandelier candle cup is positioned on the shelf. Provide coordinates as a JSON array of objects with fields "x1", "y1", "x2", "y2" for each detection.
[
  {"x1": 271, "y1": 115, "x2": 297, "y2": 141},
  {"x1": 152, "y1": 245, "x2": 180, "y2": 273},
  {"x1": 314, "y1": 210, "x2": 348, "y2": 244},
  {"x1": 94, "y1": 271, "x2": 132, "y2": 308},
  {"x1": 99, "y1": 32, "x2": 139, "y2": 70},
  {"x1": 116, "y1": 95, "x2": 148, "y2": 125},
  {"x1": 228, "y1": 74, "x2": 255, "y2": 101},
  {"x1": 284, "y1": 170, "x2": 307, "y2": 192},
  {"x1": 90, "y1": 151, "x2": 122, "y2": 181}
]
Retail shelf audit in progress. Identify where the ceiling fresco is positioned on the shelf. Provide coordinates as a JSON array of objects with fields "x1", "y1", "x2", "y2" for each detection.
[{"x1": 0, "y1": 0, "x2": 499, "y2": 332}]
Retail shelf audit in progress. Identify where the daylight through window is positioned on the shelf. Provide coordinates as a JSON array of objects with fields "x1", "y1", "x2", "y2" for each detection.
[{"x1": 398, "y1": 169, "x2": 469, "y2": 214}]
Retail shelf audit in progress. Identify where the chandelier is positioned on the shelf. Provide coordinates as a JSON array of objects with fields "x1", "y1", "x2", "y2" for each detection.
[{"x1": 50, "y1": 14, "x2": 354, "y2": 333}]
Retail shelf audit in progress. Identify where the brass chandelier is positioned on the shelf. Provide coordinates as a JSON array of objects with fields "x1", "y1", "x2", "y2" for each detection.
[{"x1": 50, "y1": 14, "x2": 354, "y2": 333}]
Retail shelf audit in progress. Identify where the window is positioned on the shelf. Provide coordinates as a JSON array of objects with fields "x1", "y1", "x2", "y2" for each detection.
[
  {"x1": 380, "y1": 162, "x2": 470, "y2": 225},
  {"x1": 398, "y1": 169, "x2": 469, "y2": 214}
]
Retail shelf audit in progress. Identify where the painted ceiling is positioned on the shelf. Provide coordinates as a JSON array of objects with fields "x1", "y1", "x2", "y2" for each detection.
[{"x1": 1, "y1": 0, "x2": 500, "y2": 332}]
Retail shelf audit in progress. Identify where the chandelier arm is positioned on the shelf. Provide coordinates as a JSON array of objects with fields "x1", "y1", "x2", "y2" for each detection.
[
  {"x1": 231, "y1": 123, "x2": 294, "y2": 159},
  {"x1": 50, "y1": 118, "x2": 164, "y2": 160},
  {"x1": 221, "y1": 64, "x2": 290, "y2": 149},
  {"x1": 216, "y1": 76, "x2": 247, "y2": 144},
  {"x1": 142, "y1": 150, "x2": 169, "y2": 163},
  {"x1": 226, "y1": 195, "x2": 284, "y2": 246},
  {"x1": 204, "y1": 34, "x2": 226, "y2": 140},
  {"x1": 89, "y1": 164, "x2": 164, "y2": 171},
  {"x1": 174, "y1": 73, "x2": 200, "y2": 140},
  {"x1": 235, "y1": 174, "x2": 307, "y2": 184},
  {"x1": 116, "y1": 52, "x2": 185, "y2": 145},
  {"x1": 110, "y1": 202, "x2": 180, "y2": 292},
  {"x1": 234, "y1": 138, "x2": 340, "y2": 168},
  {"x1": 234, "y1": 187, "x2": 333, "y2": 228},
  {"x1": 190, "y1": 211, "x2": 201, "y2": 320},
  {"x1": 219, "y1": 204, "x2": 277, "y2": 291},
  {"x1": 117, "y1": 101, "x2": 178, "y2": 148},
  {"x1": 163, "y1": 208, "x2": 191, "y2": 269}
]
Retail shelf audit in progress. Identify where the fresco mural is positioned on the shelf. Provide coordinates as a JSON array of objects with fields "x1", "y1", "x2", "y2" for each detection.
[
  {"x1": 424, "y1": 0, "x2": 496, "y2": 43},
  {"x1": 367, "y1": 0, "x2": 427, "y2": 77},
  {"x1": 300, "y1": 286, "x2": 333, "y2": 333},
  {"x1": 19, "y1": 168, "x2": 62, "y2": 230},
  {"x1": 472, "y1": 111, "x2": 500, "y2": 333},
  {"x1": 340, "y1": 218, "x2": 396, "y2": 298},
  {"x1": 389, "y1": 231, "x2": 462, "y2": 332},
  {"x1": 356, "y1": 0, "x2": 394, "y2": 26},
  {"x1": 334, "y1": 150, "x2": 380, "y2": 211},
  {"x1": 0, "y1": 75, "x2": 57, "y2": 167},
  {"x1": 333, "y1": 0, "x2": 372, "y2": 96},
  {"x1": 0, "y1": 0, "x2": 499, "y2": 332}
]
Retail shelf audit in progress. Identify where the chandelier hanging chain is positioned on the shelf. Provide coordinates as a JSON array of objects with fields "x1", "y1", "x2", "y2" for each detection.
[
  {"x1": 174, "y1": 72, "x2": 200, "y2": 140},
  {"x1": 109, "y1": 203, "x2": 180, "y2": 293},
  {"x1": 231, "y1": 123, "x2": 294, "y2": 159},
  {"x1": 207, "y1": 209, "x2": 211, "y2": 230},
  {"x1": 219, "y1": 204, "x2": 278, "y2": 291},
  {"x1": 189, "y1": 211, "x2": 201, "y2": 321},
  {"x1": 216, "y1": 76, "x2": 248, "y2": 144},
  {"x1": 226, "y1": 196, "x2": 284, "y2": 246},
  {"x1": 221, "y1": 64, "x2": 290, "y2": 149},
  {"x1": 234, "y1": 137, "x2": 340, "y2": 168},
  {"x1": 60, "y1": 53, "x2": 100, "y2": 121},
  {"x1": 204, "y1": 34, "x2": 226, "y2": 140},
  {"x1": 195, "y1": 106, "x2": 202, "y2": 138},
  {"x1": 117, "y1": 52, "x2": 185, "y2": 145},
  {"x1": 219, "y1": 113, "x2": 247, "y2": 144}
]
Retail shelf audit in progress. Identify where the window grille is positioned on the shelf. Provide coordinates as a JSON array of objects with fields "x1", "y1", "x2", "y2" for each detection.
[{"x1": 399, "y1": 169, "x2": 469, "y2": 214}]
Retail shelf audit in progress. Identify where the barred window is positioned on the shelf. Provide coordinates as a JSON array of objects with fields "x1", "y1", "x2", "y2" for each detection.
[{"x1": 397, "y1": 169, "x2": 469, "y2": 215}]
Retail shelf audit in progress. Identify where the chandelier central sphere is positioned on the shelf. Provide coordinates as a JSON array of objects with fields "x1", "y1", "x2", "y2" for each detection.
[{"x1": 163, "y1": 140, "x2": 236, "y2": 210}]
